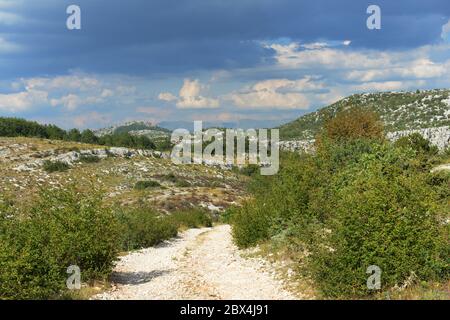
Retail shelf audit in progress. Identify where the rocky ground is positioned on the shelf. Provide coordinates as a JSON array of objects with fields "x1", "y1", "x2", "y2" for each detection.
[
  {"x1": 94, "y1": 225, "x2": 299, "y2": 300},
  {"x1": 0, "y1": 137, "x2": 247, "y2": 212}
]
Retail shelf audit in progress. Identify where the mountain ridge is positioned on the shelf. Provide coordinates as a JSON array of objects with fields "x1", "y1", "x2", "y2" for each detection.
[{"x1": 279, "y1": 89, "x2": 450, "y2": 140}]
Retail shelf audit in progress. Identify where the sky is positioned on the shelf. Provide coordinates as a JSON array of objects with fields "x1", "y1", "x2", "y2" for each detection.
[{"x1": 1, "y1": 0, "x2": 450, "y2": 129}]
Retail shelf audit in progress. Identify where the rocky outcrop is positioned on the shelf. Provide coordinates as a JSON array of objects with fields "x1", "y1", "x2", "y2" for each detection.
[
  {"x1": 279, "y1": 126, "x2": 450, "y2": 153},
  {"x1": 13, "y1": 147, "x2": 169, "y2": 172},
  {"x1": 386, "y1": 126, "x2": 450, "y2": 150}
]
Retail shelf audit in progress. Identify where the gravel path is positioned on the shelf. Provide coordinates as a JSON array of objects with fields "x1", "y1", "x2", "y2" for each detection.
[{"x1": 94, "y1": 225, "x2": 296, "y2": 300}]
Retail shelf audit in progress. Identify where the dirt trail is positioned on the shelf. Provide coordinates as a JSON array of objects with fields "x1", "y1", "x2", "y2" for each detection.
[{"x1": 94, "y1": 224, "x2": 297, "y2": 300}]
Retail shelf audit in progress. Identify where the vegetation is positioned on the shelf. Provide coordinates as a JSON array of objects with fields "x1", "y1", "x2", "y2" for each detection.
[
  {"x1": 279, "y1": 89, "x2": 450, "y2": 140},
  {"x1": 0, "y1": 184, "x2": 214, "y2": 299},
  {"x1": 0, "y1": 187, "x2": 121, "y2": 299},
  {"x1": 230, "y1": 107, "x2": 449, "y2": 299},
  {"x1": 79, "y1": 155, "x2": 101, "y2": 164},
  {"x1": 43, "y1": 160, "x2": 71, "y2": 173},
  {"x1": 0, "y1": 117, "x2": 157, "y2": 150},
  {"x1": 118, "y1": 207, "x2": 212, "y2": 251},
  {"x1": 134, "y1": 180, "x2": 162, "y2": 190}
]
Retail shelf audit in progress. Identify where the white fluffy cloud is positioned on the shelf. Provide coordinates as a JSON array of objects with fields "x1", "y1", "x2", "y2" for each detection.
[
  {"x1": 159, "y1": 78, "x2": 219, "y2": 109},
  {"x1": 158, "y1": 92, "x2": 177, "y2": 102},
  {"x1": 228, "y1": 78, "x2": 318, "y2": 109},
  {"x1": 0, "y1": 89, "x2": 48, "y2": 112}
]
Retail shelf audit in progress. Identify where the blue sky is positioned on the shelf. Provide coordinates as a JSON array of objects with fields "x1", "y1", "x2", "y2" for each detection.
[{"x1": 1, "y1": 0, "x2": 450, "y2": 129}]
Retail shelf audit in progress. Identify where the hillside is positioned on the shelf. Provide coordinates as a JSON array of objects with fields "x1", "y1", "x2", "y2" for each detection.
[
  {"x1": 279, "y1": 89, "x2": 450, "y2": 140},
  {"x1": 0, "y1": 137, "x2": 245, "y2": 213},
  {"x1": 95, "y1": 121, "x2": 171, "y2": 140}
]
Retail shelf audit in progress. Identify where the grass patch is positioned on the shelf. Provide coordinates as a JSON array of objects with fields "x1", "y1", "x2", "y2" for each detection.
[
  {"x1": 79, "y1": 155, "x2": 100, "y2": 163},
  {"x1": 43, "y1": 160, "x2": 70, "y2": 173},
  {"x1": 134, "y1": 180, "x2": 162, "y2": 190}
]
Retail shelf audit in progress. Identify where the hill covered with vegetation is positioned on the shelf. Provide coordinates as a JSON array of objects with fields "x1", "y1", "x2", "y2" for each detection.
[
  {"x1": 280, "y1": 89, "x2": 450, "y2": 140},
  {"x1": 0, "y1": 117, "x2": 158, "y2": 150}
]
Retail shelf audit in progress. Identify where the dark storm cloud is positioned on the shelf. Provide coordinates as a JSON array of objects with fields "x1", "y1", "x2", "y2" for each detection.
[{"x1": 1, "y1": 0, "x2": 449, "y2": 79}]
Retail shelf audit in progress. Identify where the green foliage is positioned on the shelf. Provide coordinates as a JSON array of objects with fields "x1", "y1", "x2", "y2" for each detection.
[
  {"x1": 43, "y1": 160, "x2": 70, "y2": 173},
  {"x1": 118, "y1": 209, "x2": 178, "y2": 250},
  {"x1": 98, "y1": 132, "x2": 156, "y2": 150},
  {"x1": 0, "y1": 187, "x2": 121, "y2": 299},
  {"x1": 236, "y1": 164, "x2": 260, "y2": 177},
  {"x1": 308, "y1": 144, "x2": 448, "y2": 298},
  {"x1": 395, "y1": 132, "x2": 439, "y2": 156},
  {"x1": 230, "y1": 201, "x2": 271, "y2": 248},
  {"x1": 134, "y1": 180, "x2": 161, "y2": 190},
  {"x1": 169, "y1": 209, "x2": 213, "y2": 229},
  {"x1": 80, "y1": 129, "x2": 98, "y2": 144},
  {"x1": 232, "y1": 108, "x2": 449, "y2": 298},
  {"x1": 79, "y1": 155, "x2": 101, "y2": 163},
  {"x1": 118, "y1": 207, "x2": 212, "y2": 251},
  {"x1": 279, "y1": 89, "x2": 450, "y2": 140},
  {"x1": 157, "y1": 173, "x2": 191, "y2": 187},
  {"x1": 0, "y1": 117, "x2": 158, "y2": 150}
]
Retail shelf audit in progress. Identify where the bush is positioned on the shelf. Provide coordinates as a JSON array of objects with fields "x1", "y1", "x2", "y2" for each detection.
[
  {"x1": 230, "y1": 200, "x2": 271, "y2": 248},
  {"x1": 317, "y1": 106, "x2": 384, "y2": 145},
  {"x1": 170, "y1": 209, "x2": 212, "y2": 229},
  {"x1": 43, "y1": 160, "x2": 70, "y2": 173},
  {"x1": 229, "y1": 108, "x2": 449, "y2": 298},
  {"x1": 308, "y1": 145, "x2": 449, "y2": 298},
  {"x1": 134, "y1": 180, "x2": 161, "y2": 190},
  {"x1": 79, "y1": 155, "x2": 100, "y2": 163},
  {"x1": 118, "y1": 209, "x2": 178, "y2": 250},
  {"x1": 237, "y1": 164, "x2": 260, "y2": 177},
  {"x1": 118, "y1": 208, "x2": 212, "y2": 250},
  {"x1": 0, "y1": 187, "x2": 121, "y2": 299},
  {"x1": 394, "y1": 133, "x2": 439, "y2": 156}
]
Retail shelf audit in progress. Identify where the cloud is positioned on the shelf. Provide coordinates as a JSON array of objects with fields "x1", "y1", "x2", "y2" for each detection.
[
  {"x1": 0, "y1": 89, "x2": 48, "y2": 113},
  {"x1": 0, "y1": 36, "x2": 21, "y2": 53},
  {"x1": 158, "y1": 92, "x2": 177, "y2": 102},
  {"x1": 159, "y1": 79, "x2": 220, "y2": 109},
  {"x1": 0, "y1": 11, "x2": 22, "y2": 25},
  {"x1": 441, "y1": 20, "x2": 450, "y2": 41},
  {"x1": 353, "y1": 80, "x2": 426, "y2": 92},
  {"x1": 228, "y1": 78, "x2": 316, "y2": 109},
  {"x1": 23, "y1": 75, "x2": 101, "y2": 91},
  {"x1": 73, "y1": 111, "x2": 112, "y2": 128}
]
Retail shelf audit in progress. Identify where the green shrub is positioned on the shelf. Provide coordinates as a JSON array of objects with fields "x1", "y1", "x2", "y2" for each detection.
[
  {"x1": 237, "y1": 164, "x2": 260, "y2": 177},
  {"x1": 230, "y1": 112, "x2": 449, "y2": 298},
  {"x1": 394, "y1": 133, "x2": 439, "y2": 156},
  {"x1": 0, "y1": 187, "x2": 121, "y2": 299},
  {"x1": 79, "y1": 155, "x2": 100, "y2": 163},
  {"x1": 118, "y1": 207, "x2": 212, "y2": 250},
  {"x1": 230, "y1": 200, "x2": 271, "y2": 248},
  {"x1": 157, "y1": 173, "x2": 190, "y2": 187},
  {"x1": 308, "y1": 145, "x2": 448, "y2": 298},
  {"x1": 170, "y1": 209, "x2": 212, "y2": 229},
  {"x1": 134, "y1": 180, "x2": 161, "y2": 190},
  {"x1": 43, "y1": 160, "x2": 70, "y2": 173},
  {"x1": 118, "y1": 208, "x2": 178, "y2": 250}
]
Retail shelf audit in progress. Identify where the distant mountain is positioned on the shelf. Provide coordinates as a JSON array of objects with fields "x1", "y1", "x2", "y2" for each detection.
[
  {"x1": 94, "y1": 121, "x2": 171, "y2": 140},
  {"x1": 279, "y1": 89, "x2": 450, "y2": 140},
  {"x1": 158, "y1": 119, "x2": 288, "y2": 132}
]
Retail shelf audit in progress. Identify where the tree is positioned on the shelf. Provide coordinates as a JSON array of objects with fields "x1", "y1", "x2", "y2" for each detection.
[
  {"x1": 318, "y1": 107, "x2": 384, "y2": 145},
  {"x1": 66, "y1": 128, "x2": 82, "y2": 142},
  {"x1": 80, "y1": 129, "x2": 98, "y2": 144}
]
